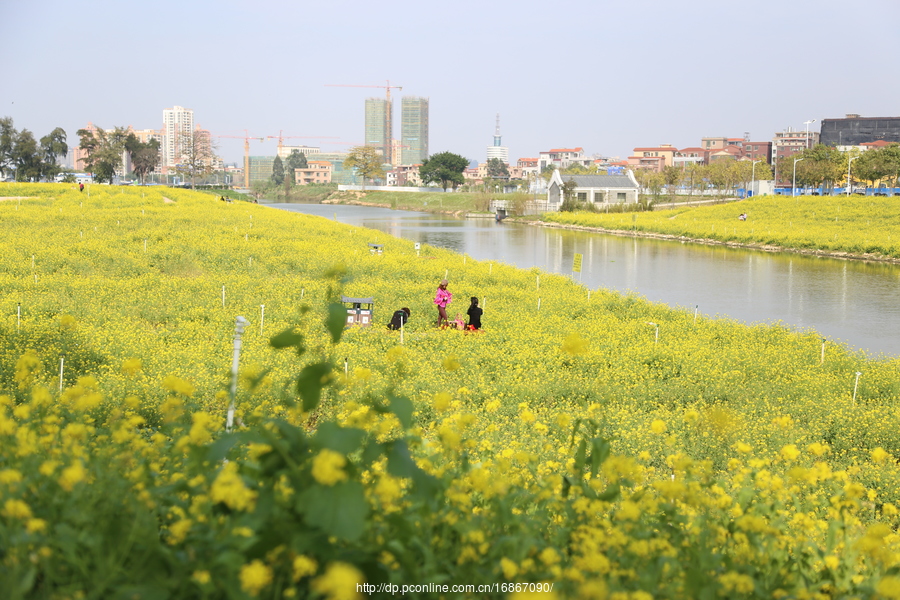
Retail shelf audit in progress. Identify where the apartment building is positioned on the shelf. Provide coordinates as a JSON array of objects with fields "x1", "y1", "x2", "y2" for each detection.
[
  {"x1": 294, "y1": 161, "x2": 332, "y2": 185},
  {"x1": 400, "y1": 97, "x2": 429, "y2": 166}
]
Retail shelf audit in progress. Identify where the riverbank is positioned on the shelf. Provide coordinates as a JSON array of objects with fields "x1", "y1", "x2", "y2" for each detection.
[
  {"x1": 541, "y1": 194, "x2": 900, "y2": 263},
  {"x1": 523, "y1": 219, "x2": 900, "y2": 265}
]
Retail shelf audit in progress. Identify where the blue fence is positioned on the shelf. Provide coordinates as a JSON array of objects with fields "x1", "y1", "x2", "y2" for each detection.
[{"x1": 772, "y1": 187, "x2": 900, "y2": 197}]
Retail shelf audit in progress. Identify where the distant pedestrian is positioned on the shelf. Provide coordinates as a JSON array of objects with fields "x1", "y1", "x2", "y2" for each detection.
[
  {"x1": 434, "y1": 279, "x2": 452, "y2": 327},
  {"x1": 79, "y1": 182, "x2": 84, "y2": 192},
  {"x1": 466, "y1": 297, "x2": 483, "y2": 331},
  {"x1": 387, "y1": 307, "x2": 411, "y2": 330}
]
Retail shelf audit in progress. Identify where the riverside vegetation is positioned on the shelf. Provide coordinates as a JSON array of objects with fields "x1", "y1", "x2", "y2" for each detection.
[
  {"x1": 544, "y1": 194, "x2": 900, "y2": 260},
  {"x1": 2, "y1": 184, "x2": 900, "y2": 599}
]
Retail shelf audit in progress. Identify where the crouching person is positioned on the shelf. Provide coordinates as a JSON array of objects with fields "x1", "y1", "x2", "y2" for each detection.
[{"x1": 387, "y1": 307, "x2": 411, "y2": 330}]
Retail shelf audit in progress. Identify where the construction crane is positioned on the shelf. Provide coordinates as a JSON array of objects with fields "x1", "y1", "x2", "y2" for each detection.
[
  {"x1": 211, "y1": 130, "x2": 265, "y2": 188},
  {"x1": 325, "y1": 80, "x2": 402, "y2": 159},
  {"x1": 266, "y1": 130, "x2": 340, "y2": 156}
]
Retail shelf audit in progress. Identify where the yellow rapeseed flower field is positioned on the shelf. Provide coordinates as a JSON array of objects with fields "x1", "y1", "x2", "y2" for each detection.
[
  {"x1": 544, "y1": 194, "x2": 900, "y2": 259},
  {"x1": 1, "y1": 183, "x2": 900, "y2": 598}
]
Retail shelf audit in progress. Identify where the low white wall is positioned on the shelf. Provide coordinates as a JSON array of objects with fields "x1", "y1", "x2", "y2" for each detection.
[{"x1": 338, "y1": 185, "x2": 447, "y2": 193}]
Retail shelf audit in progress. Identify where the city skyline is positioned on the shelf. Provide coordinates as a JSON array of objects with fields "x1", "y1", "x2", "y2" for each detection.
[{"x1": 3, "y1": 0, "x2": 899, "y2": 169}]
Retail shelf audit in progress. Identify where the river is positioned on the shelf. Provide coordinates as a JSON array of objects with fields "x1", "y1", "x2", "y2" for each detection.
[{"x1": 267, "y1": 203, "x2": 900, "y2": 358}]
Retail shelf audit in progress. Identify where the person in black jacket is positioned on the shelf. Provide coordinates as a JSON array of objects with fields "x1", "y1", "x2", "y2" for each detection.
[
  {"x1": 466, "y1": 297, "x2": 483, "y2": 331},
  {"x1": 387, "y1": 307, "x2": 411, "y2": 330}
]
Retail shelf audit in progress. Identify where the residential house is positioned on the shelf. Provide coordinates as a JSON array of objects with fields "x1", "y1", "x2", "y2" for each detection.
[
  {"x1": 627, "y1": 144, "x2": 678, "y2": 172},
  {"x1": 294, "y1": 161, "x2": 332, "y2": 185},
  {"x1": 546, "y1": 170, "x2": 640, "y2": 209},
  {"x1": 538, "y1": 147, "x2": 584, "y2": 171}
]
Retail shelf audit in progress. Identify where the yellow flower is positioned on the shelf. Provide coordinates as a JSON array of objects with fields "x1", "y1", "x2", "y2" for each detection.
[
  {"x1": 807, "y1": 442, "x2": 828, "y2": 456},
  {"x1": 192, "y1": 570, "x2": 211, "y2": 585},
  {"x1": 433, "y1": 392, "x2": 452, "y2": 412},
  {"x1": 162, "y1": 375, "x2": 195, "y2": 397},
  {"x1": 293, "y1": 555, "x2": 318, "y2": 581},
  {"x1": 650, "y1": 419, "x2": 667, "y2": 434},
  {"x1": 26, "y1": 518, "x2": 47, "y2": 533},
  {"x1": 442, "y1": 356, "x2": 461, "y2": 371},
  {"x1": 59, "y1": 314, "x2": 77, "y2": 330},
  {"x1": 561, "y1": 332, "x2": 588, "y2": 355},
  {"x1": 780, "y1": 444, "x2": 800, "y2": 461},
  {"x1": 877, "y1": 576, "x2": 900, "y2": 599},
  {"x1": 167, "y1": 519, "x2": 192, "y2": 545},
  {"x1": 239, "y1": 559, "x2": 273, "y2": 597},
  {"x1": 14, "y1": 350, "x2": 42, "y2": 391},
  {"x1": 188, "y1": 411, "x2": 216, "y2": 445},
  {"x1": 59, "y1": 461, "x2": 87, "y2": 491},
  {"x1": 733, "y1": 441, "x2": 752, "y2": 454},
  {"x1": 311, "y1": 449, "x2": 348, "y2": 486},
  {"x1": 0, "y1": 469, "x2": 23, "y2": 484},
  {"x1": 539, "y1": 547, "x2": 560, "y2": 566},
  {"x1": 121, "y1": 358, "x2": 142, "y2": 376},
  {"x1": 500, "y1": 557, "x2": 519, "y2": 579},
  {"x1": 311, "y1": 562, "x2": 364, "y2": 600},
  {"x1": 871, "y1": 447, "x2": 890, "y2": 463},
  {"x1": 210, "y1": 462, "x2": 257, "y2": 511},
  {"x1": 2, "y1": 499, "x2": 33, "y2": 520}
]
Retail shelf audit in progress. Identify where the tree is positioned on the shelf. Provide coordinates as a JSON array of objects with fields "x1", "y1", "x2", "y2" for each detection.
[
  {"x1": 272, "y1": 156, "x2": 285, "y2": 186},
  {"x1": 0, "y1": 118, "x2": 67, "y2": 182},
  {"x1": 559, "y1": 178, "x2": 579, "y2": 211},
  {"x1": 125, "y1": 135, "x2": 160, "y2": 184},
  {"x1": 77, "y1": 126, "x2": 129, "y2": 183},
  {"x1": 174, "y1": 130, "x2": 217, "y2": 189},
  {"x1": 39, "y1": 127, "x2": 67, "y2": 181},
  {"x1": 562, "y1": 163, "x2": 590, "y2": 175},
  {"x1": 540, "y1": 164, "x2": 556, "y2": 182},
  {"x1": 0, "y1": 117, "x2": 14, "y2": 179},
  {"x1": 11, "y1": 130, "x2": 42, "y2": 182},
  {"x1": 486, "y1": 158, "x2": 509, "y2": 179},
  {"x1": 662, "y1": 166, "x2": 681, "y2": 201},
  {"x1": 344, "y1": 146, "x2": 385, "y2": 191},
  {"x1": 282, "y1": 150, "x2": 309, "y2": 199},
  {"x1": 419, "y1": 151, "x2": 468, "y2": 191},
  {"x1": 286, "y1": 150, "x2": 308, "y2": 172}
]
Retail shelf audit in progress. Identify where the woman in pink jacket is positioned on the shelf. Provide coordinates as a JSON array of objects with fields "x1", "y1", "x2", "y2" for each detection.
[{"x1": 434, "y1": 279, "x2": 452, "y2": 328}]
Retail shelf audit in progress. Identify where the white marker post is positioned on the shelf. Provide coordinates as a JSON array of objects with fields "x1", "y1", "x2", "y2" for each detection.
[
  {"x1": 300, "y1": 288, "x2": 305, "y2": 300},
  {"x1": 536, "y1": 275, "x2": 540, "y2": 290},
  {"x1": 852, "y1": 371, "x2": 862, "y2": 405},
  {"x1": 400, "y1": 318, "x2": 405, "y2": 345},
  {"x1": 587, "y1": 290, "x2": 591, "y2": 301},
  {"x1": 260, "y1": 305, "x2": 265, "y2": 336},
  {"x1": 693, "y1": 305, "x2": 699, "y2": 325},
  {"x1": 144, "y1": 239, "x2": 147, "y2": 252},
  {"x1": 820, "y1": 338, "x2": 826, "y2": 365},
  {"x1": 648, "y1": 322, "x2": 659, "y2": 344},
  {"x1": 344, "y1": 358, "x2": 349, "y2": 378},
  {"x1": 537, "y1": 298, "x2": 541, "y2": 311},
  {"x1": 249, "y1": 257, "x2": 253, "y2": 267},
  {"x1": 226, "y1": 316, "x2": 249, "y2": 433},
  {"x1": 222, "y1": 286, "x2": 226, "y2": 308},
  {"x1": 489, "y1": 263, "x2": 492, "y2": 275},
  {"x1": 58, "y1": 355, "x2": 65, "y2": 393},
  {"x1": 17, "y1": 303, "x2": 21, "y2": 333}
]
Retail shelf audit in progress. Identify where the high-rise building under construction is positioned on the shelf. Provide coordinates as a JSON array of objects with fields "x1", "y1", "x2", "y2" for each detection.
[
  {"x1": 364, "y1": 97, "x2": 391, "y2": 161},
  {"x1": 400, "y1": 96, "x2": 429, "y2": 165}
]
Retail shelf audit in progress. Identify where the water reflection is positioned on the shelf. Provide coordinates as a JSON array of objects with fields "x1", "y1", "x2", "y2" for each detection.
[{"x1": 267, "y1": 203, "x2": 899, "y2": 356}]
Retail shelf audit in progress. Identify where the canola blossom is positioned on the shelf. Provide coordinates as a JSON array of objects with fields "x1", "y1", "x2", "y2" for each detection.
[
  {"x1": 544, "y1": 194, "x2": 900, "y2": 259},
  {"x1": 0, "y1": 183, "x2": 900, "y2": 598}
]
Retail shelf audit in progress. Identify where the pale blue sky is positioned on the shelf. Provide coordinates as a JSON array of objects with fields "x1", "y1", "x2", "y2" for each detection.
[{"x1": 3, "y1": 0, "x2": 898, "y2": 166}]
